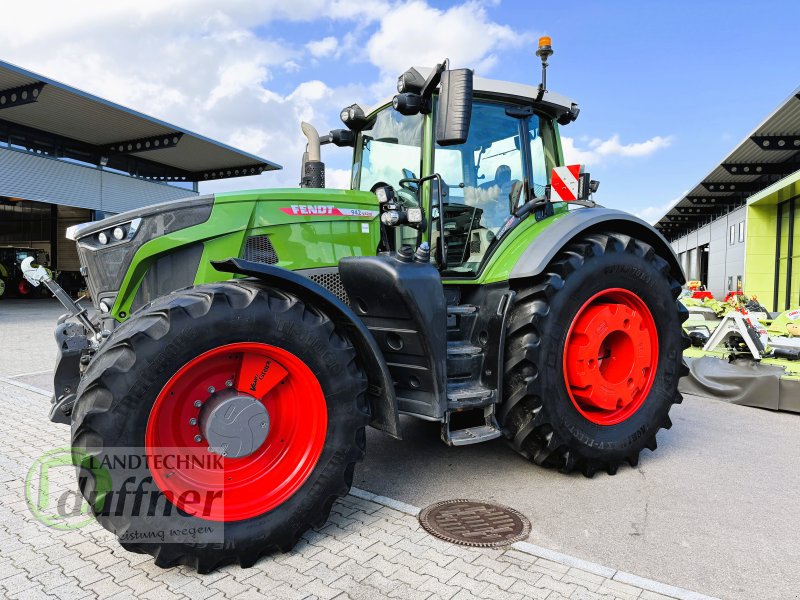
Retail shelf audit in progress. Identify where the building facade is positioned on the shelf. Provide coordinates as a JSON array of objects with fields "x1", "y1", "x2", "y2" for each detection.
[
  {"x1": 0, "y1": 60, "x2": 278, "y2": 280},
  {"x1": 655, "y1": 90, "x2": 799, "y2": 312}
]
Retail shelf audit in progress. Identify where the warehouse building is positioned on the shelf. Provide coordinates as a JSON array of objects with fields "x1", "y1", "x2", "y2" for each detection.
[
  {"x1": 0, "y1": 60, "x2": 278, "y2": 294},
  {"x1": 654, "y1": 88, "x2": 800, "y2": 312}
]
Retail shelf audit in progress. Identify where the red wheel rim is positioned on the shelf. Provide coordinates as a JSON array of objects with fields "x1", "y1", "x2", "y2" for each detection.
[
  {"x1": 563, "y1": 288, "x2": 658, "y2": 426},
  {"x1": 18, "y1": 280, "x2": 30, "y2": 295},
  {"x1": 145, "y1": 342, "x2": 327, "y2": 522}
]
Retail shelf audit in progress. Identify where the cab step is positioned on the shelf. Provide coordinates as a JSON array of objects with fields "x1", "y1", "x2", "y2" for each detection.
[
  {"x1": 447, "y1": 341, "x2": 482, "y2": 356},
  {"x1": 447, "y1": 304, "x2": 478, "y2": 315},
  {"x1": 446, "y1": 383, "x2": 494, "y2": 410},
  {"x1": 441, "y1": 405, "x2": 503, "y2": 446},
  {"x1": 447, "y1": 424, "x2": 503, "y2": 446}
]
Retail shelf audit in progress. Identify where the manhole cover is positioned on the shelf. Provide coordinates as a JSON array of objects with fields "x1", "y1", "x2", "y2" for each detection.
[{"x1": 418, "y1": 499, "x2": 531, "y2": 547}]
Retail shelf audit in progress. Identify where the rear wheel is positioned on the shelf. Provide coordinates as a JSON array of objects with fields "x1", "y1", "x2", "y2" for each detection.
[
  {"x1": 71, "y1": 281, "x2": 368, "y2": 571},
  {"x1": 500, "y1": 232, "x2": 689, "y2": 476}
]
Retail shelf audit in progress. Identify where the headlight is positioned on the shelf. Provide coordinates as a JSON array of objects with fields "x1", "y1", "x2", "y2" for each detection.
[
  {"x1": 82, "y1": 218, "x2": 141, "y2": 250},
  {"x1": 375, "y1": 186, "x2": 395, "y2": 204}
]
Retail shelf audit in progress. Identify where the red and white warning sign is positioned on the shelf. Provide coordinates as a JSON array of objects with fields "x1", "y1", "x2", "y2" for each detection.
[{"x1": 550, "y1": 164, "x2": 584, "y2": 202}]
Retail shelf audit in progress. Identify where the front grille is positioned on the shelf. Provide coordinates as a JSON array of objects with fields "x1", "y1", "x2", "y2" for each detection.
[
  {"x1": 307, "y1": 271, "x2": 349, "y2": 306},
  {"x1": 244, "y1": 235, "x2": 278, "y2": 265}
]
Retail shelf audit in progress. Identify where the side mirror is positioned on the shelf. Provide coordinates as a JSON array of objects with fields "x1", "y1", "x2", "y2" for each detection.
[{"x1": 435, "y1": 68, "x2": 473, "y2": 147}]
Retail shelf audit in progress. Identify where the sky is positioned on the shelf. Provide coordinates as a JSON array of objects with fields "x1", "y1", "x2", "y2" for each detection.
[{"x1": 1, "y1": 1, "x2": 798, "y2": 222}]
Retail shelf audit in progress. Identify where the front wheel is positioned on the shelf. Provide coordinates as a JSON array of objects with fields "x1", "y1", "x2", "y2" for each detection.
[
  {"x1": 71, "y1": 281, "x2": 369, "y2": 572},
  {"x1": 500, "y1": 232, "x2": 689, "y2": 476}
]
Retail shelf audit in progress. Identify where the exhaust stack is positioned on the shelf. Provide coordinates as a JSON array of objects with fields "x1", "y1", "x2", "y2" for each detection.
[{"x1": 300, "y1": 122, "x2": 325, "y2": 188}]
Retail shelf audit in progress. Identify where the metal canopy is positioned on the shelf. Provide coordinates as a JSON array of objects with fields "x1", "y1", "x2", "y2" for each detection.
[
  {"x1": 0, "y1": 60, "x2": 281, "y2": 182},
  {"x1": 654, "y1": 88, "x2": 800, "y2": 241}
]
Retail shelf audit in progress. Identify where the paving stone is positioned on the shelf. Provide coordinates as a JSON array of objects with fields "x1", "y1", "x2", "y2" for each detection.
[
  {"x1": 417, "y1": 575, "x2": 461, "y2": 600},
  {"x1": 49, "y1": 581, "x2": 93, "y2": 599},
  {"x1": 508, "y1": 577, "x2": 552, "y2": 599},
  {"x1": 298, "y1": 576, "x2": 344, "y2": 600},
  {"x1": 474, "y1": 566, "x2": 516, "y2": 590},
  {"x1": 0, "y1": 572, "x2": 40, "y2": 595},
  {"x1": 570, "y1": 587, "x2": 618, "y2": 600},
  {"x1": 83, "y1": 576, "x2": 128, "y2": 599},
  {"x1": 7, "y1": 584, "x2": 54, "y2": 600},
  {"x1": 173, "y1": 577, "x2": 219, "y2": 599}
]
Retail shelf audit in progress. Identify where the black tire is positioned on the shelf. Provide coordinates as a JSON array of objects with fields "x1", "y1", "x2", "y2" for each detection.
[
  {"x1": 71, "y1": 280, "x2": 369, "y2": 572},
  {"x1": 500, "y1": 232, "x2": 690, "y2": 477}
]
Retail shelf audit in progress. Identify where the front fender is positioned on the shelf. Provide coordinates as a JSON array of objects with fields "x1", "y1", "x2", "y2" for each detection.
[
  {"x1": 509, "y1": 207, "x2": 684, "y2": 284},
  {"x1": 212, "y1": 258, "x2": 400, "y2": 439}
]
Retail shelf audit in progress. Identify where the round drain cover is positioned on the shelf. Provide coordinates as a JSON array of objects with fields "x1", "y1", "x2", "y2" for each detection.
[{"x1": 418, "y1": 499, "x2": 531, "y2": 547}]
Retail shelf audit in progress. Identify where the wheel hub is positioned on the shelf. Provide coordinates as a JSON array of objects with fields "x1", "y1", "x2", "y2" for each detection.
[
  {"x1": 564, "y1": 288, "x2": 658, "y2": 426},
  {"x1": 199, "y1": 389, "x2": 269, "y2": 458},
  {"x1": 146, "y1": 342, "x2": 328, "y2": 521}
]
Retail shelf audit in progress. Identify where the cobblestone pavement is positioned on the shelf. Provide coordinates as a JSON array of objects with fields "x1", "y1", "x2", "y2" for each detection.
[{"x1": 0, "y1": 380, "x2": 717, "y2": 600}]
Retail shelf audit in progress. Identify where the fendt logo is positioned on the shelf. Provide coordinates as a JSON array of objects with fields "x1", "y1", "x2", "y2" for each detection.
[
  {"x1": 280, "y1": 205, "x2": 378, "y2": 218},
  {"x1": 283, "y1": 204, "x2": 337, "y2": 215}
]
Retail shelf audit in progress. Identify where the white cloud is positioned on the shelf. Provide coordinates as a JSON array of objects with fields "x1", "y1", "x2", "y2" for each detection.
[
  {"x1": 326, "y1": 168, "x2": 353, "y2": 189},
  {"x1": 366, "y1": 1, "x2": 527, "y2": 75},
  {"x1": 562, "y1": 134, "x2": 673, "y2": 166},
  {"x1": 634, "y1": 193, "x2": 686, "y2": 225},
  {"x1": 306, "y1": 36, "x2": 339, "y2": 58}
]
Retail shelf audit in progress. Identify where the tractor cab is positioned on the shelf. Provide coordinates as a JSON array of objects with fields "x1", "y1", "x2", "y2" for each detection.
[
  {"x1": 352, "y1": 91, "x2": 562, "y2": 275},
  {"x1": 310, "y1": 39, "x2": 584, "y2": 277}
]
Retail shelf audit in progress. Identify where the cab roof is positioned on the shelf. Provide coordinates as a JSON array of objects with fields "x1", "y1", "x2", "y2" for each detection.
[{"x1": 368, "y1": 67, "x2": 578, "y2": 121}]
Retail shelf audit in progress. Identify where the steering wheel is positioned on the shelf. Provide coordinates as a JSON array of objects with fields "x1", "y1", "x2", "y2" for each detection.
[{"x1": 398, "y1": 178, "x2": 420, "y2": 194}]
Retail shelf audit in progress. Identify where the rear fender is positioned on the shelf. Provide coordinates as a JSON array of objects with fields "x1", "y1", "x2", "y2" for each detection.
[
  {"x1": 212, "y1": 258, "x2": 400, "y2": 439},
  {"x1": 509, "y1": 208, "x2": 684, "y2": 284}
]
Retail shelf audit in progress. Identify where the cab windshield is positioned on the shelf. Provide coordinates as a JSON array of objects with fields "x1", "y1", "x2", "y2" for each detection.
[
  {"x1": 353, "y1": 107, "x2": 423, "y2": 193},
  {"x1": 352, "y1": 101, "x2": 556, "y2": 275}
]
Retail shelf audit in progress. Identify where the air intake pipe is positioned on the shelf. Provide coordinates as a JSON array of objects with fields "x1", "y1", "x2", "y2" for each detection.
[{"x1": 300, "y1": 121, "x2": 325, "y2": 188}]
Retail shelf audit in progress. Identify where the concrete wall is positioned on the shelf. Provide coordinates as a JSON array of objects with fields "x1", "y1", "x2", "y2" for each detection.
[{"x1": 671, "y1": 206, "x2": 747, "y2": 297}]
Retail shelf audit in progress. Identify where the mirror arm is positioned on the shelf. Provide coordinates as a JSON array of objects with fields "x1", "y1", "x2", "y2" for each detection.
[{"x1": 420, "y1": 61, "x2": 447, "y2": 100}]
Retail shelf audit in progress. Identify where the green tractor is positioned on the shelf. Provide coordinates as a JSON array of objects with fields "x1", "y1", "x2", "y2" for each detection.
[{"x1": 35, "y1": 41, "x2": 688, "y2": 571}]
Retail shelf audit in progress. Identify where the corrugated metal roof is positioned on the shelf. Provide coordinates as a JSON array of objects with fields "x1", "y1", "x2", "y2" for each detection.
[
  {"x1": 654, "y1": 88, "x2": 800, "y2": 240},
  {"x1": 0, "y1": 60, "x2": 281, "y2": 181}
]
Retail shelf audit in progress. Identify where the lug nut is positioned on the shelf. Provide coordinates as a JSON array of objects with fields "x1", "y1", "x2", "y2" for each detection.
[
  {"x1": 207, "y1": 386, "x2": 215, "y2": 394},
  {"x1": 194, "y1": 435, "x2": 202, "y2": 443},
  {"x1": 260, "y1": 422, "x2": 267, "y2": 429},
  {"x1": 189, "y1": 418, "x2": 197, "y2": 426},
  {"x1": 225, "y1": 380, "x2": 233, "y2": 388},
  {"x1": 194, "y1": 400, "x2": 202, "y2": 408}
]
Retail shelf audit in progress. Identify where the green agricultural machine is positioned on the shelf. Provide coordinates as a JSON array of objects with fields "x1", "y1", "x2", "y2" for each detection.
[{"x1": 32, "y1": 40, "x2": 688, "y2": 571}]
